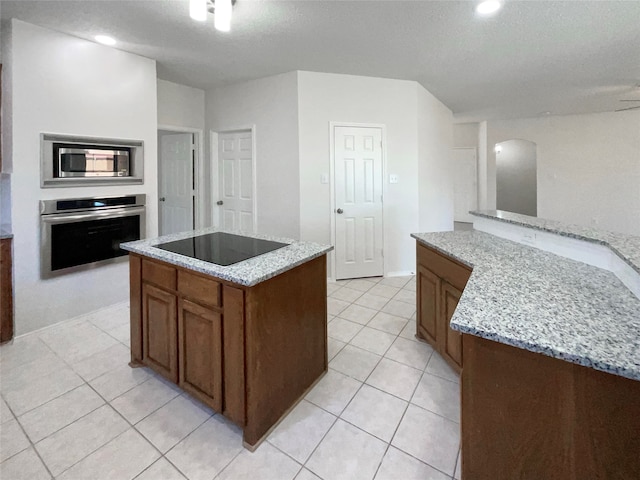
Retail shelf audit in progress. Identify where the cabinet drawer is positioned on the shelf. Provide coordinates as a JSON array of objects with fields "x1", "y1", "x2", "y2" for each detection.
[
  {"x1": 178, "y1": 270, "x2": 221, "y2": 308},
  {"x1": 417, "y1": 243, "x2": 471, "y2": 290},
  {"x1": 142, "y1": 259, "x2": 177, "y2": 291}
]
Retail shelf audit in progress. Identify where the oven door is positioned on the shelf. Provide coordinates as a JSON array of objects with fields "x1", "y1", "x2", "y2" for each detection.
[{"x1": 41, "y1": 206, "x2": 145, "y2": 278}]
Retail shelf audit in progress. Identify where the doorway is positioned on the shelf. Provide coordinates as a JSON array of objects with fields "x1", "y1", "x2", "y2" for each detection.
[
  {"x1": 215, "y1": 129, "x2": 256, "y2": 232},
  {"x1": 495, "y1": 139, "x2": 537, "y2": 216},
  {"x1": 158, "y1": 129, "x2": 201, "y2": 235},
  {"x1": 332, "y1": 124, "x2": 385, "y2": 280},
  {"x1": 452, "y1": 147, "x2": 478, "y2": 224}
]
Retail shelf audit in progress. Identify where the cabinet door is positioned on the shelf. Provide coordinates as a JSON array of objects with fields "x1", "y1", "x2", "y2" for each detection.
[
  {"x1": 178, "y1": 299, "x2": 223, "y2": 412},
  {"x1": 142, "y1": 283, "x2": 178, "y2": 382},
  {"x1": 442, "y1": 281, "x2": 463, "y2": 371},
  {"x1": 417, "y1": 265, "x2": 440, "y2": 346}
]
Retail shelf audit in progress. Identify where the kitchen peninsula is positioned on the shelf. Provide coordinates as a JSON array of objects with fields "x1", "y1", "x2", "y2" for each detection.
[
  {"x1": 122, "y1": 228, "x2": 333, "y2": 449},
  {"x1": 413, "y1": 211, "x2": 640, "y2": 479}
]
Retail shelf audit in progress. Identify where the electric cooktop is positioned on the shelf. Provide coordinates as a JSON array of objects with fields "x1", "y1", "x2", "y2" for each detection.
[{"x1": 155, "y1": 232, "x2": 289, "y2": 266}]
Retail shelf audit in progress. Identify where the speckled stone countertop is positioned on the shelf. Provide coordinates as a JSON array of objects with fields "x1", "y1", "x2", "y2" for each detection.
[
  {"x1": 122, "y1": 228, "x2": 333, "y2": 287},
  {"x1": 0, "y1": 226, "x2": 12, "y2": 240},
  {"x1": 411, "y1": 230, "x2": 640, "y2": 381},
  {"x1": 471, "y1": 209, "x2": 640, "y2": 275}
]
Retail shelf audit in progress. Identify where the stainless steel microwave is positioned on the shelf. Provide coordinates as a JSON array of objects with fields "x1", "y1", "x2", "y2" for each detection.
[
  {"x1": 41, "y1": 133, "x2": 144, "y2": 187},
  {"x1": 56, "y1": 145, "x2": 130, "y2": 178}
]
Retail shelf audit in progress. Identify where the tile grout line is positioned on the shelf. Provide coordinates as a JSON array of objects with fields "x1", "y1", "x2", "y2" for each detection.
[
  {"x1": 10, "y1": 323, "x2": 185, "y2": 479},
  {"x1": 4, "y1": 277, "x2": 431, "y2": 480}
]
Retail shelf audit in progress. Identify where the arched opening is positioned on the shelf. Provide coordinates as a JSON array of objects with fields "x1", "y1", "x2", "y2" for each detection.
[{"x1": 494, "y1": 139, "x2": 537, "y2": 216}]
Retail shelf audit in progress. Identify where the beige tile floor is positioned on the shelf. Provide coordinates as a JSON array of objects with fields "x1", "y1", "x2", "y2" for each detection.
[{"x1": 0, "y1": 275, "x2": 461, "y2": 480}]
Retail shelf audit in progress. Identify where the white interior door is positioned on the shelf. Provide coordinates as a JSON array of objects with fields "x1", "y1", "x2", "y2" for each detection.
[
  {"x1": 159, "y1": 132, "x2": 194, "y2": 235},
  {"x1": 218, "y1": 131, "x2": 254, "y2": 232},
  {"x1": 334, "y1": 126, "x2": 384, "y2": 280},
  {"x1": 453, "y1": 147, "x2": 478, "y2": 223}
]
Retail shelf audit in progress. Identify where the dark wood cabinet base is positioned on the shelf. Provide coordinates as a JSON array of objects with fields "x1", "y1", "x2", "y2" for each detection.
[
  {"x1": 462, "y1": 335, "x2": 640, "y2": 479},
  {"x1": 129, "y1": 253, "x2": 328, "y2": 449},
  {"x1": 0, "y1": 238, "x2": 14, "y2": 344},
  {"x1": 415, "y1": 242, "x2": 470, "y2": 373}
]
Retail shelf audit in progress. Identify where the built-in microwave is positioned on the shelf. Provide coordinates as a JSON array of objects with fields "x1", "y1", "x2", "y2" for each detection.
[
  {"x1": 41, "y1": 133, "x2": 144, "y2": 187},
  {"x1": 55, "y1": 144, "x2": 130, "y2": 178}
]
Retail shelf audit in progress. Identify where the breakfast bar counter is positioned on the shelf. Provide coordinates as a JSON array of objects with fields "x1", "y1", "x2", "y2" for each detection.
[
  {"x1": 122, "y1": 228, "x2": 333, "y2": 449},
  {"x1": 412, "y1": 214, "x2": 640, "y2": 479}
]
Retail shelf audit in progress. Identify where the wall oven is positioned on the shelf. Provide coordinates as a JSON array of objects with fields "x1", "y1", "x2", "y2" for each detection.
[{"x1": 40, "y1": 195, "x2": 145, "y2": 278}]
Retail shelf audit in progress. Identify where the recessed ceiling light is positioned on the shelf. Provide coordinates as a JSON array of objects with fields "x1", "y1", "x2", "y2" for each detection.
[
  {"x1": 476, "y1": 0, "x2": 502, "y2": 16},
  {"x1": 95, "y1": 35, "x2": 116, "y2": 46}
]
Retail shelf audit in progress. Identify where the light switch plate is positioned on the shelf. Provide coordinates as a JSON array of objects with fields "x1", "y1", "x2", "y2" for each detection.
[
  {"x1": 321, "y1": 173, "x2": 329, "y2": 184},
  {"x1": 389, "y1": 174, "x2": 399, "y2": 184}
]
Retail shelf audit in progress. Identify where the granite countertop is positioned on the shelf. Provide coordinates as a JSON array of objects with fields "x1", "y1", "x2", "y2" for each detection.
[
  {"x1": 471, "y1": 209, "x2": 640, "y2": 275},
  {"x1": 121, "y1": 228, "x2": 333, "y2": 287},
  {"x1": 411, "y1": 230, "x2": 640, "y2": 381}
]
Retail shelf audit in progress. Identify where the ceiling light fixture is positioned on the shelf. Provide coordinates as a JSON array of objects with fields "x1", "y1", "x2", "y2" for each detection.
[
  {"x1": 94, "y1": 35, "x2": 116, "y2": 46},
  {"x1": 476, "y1": 0, "x2": 502, "y2": 16},
  {"x1": 190, "y1": 0, "x2": 208, "y2": 21},
  {"x1": 214, "y1": 0, "x2": 233, "y2": 32},
  {"x1": 189, "y1": 0, "x2": 234, "y2": 32}
]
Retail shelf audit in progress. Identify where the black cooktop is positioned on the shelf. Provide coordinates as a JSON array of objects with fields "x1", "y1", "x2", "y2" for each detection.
[{"x1": 155, "y1": 232, "x2": 288, "y2": 266}]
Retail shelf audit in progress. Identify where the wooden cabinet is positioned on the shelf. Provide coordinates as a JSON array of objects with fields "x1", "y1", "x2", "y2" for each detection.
[
  {"x1": 463, "y1": 334, "x2": 640, "y2": 479},
  {"x1": 0, "y1": 237, "x2": 13, "y2": 343},
  {"x1": 130, "y1": 252, "x2": 327, "y2": 449},
  {"x1": 417, "y1": 264, "x2": 439, "y2": 344},
  {"x1": 178, "y1": 299, "x2": 222, "y2": 411},
  {"x1": 416, "y1": 242, "x2": 471, "y2": 372},
  {"x1": 442, "y1": 281, "x2": 463, "y2": 368},
  {"x1": 142, "y1": 283, "x2": 178, "y2": 382},
  {"x1": 139, "y1": 258, "x2": 224, "y2": 411}
]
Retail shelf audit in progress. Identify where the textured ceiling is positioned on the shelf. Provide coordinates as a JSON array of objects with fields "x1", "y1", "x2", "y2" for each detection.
[{"x1": 2, "y1": 0, "x2": 639, "y2": 121}]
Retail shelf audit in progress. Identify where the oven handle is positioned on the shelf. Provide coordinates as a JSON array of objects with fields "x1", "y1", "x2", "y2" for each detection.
[{"x1": 41, "y1": 206, "x2": 146, "y2": 224}]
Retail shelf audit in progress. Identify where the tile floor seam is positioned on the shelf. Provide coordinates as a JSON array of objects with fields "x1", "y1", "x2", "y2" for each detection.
[
  {"x1": 1, "y1": 399, "x2": 56, "y2": 479},
  {"x1": 0, "y1": 337, "x2": 57, "y2": 375},
  {"x1": 408, "y1": 371, "x2": 461, "y2": 426},
  {"x1": 454, "y1": 447, "x2": 461, "y2": 480},
  {"x1": 50, "y1": 376, "x2": 177, "y2": 478},
  {"x1": 100, "y1": 327, "x2": 131, "y2": 347},
  {"x1": 2, "y1": 275, "x2": 463, "y2": 480},
  {"x1": 17, "y1": 384, "x2": 106, "y2": 444},
  {"x1": 161, "y1": 411, "x2": 242, "y2": 480},
  {"x1": 45, "y1": 404, "x2": 133, "y2": 477},
  {"x1": 154, "y1": 454, "x2": 190, "y2": 480},
  {"x1": 209, "y1": 447, "x2": 247, "y2": 480},
  {"x1": 371, "y1": 443, "x2": 393, "y2": 480},
  {"x1": 290, "y1": 413, "x2": 340, "y2": 470},
  {"x1": 388, "y1": 403, "x2": 458, "y2": 480},
  {"x1": 133, "y1": 397, "x2": 212, "y2": 454}
]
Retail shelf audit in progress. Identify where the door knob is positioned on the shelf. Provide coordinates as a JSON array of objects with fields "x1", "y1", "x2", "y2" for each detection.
[
  {"x1": 217, "y1": 200, "x2": 224, "y2": 206},
  {"x1": 336, "y1": 208, "x2": 344, "y2": 214},
  {"x1": 159, "y1": 197, "x2": 166, "y2": 202}
]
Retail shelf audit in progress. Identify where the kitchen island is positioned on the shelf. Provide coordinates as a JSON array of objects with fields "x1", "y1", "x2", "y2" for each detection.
[
  {"x1": 412, "y1": 211, "x2": 640, "y2": 479},
  {"x1": 122, "y1": 228, "x2": 333, "y2": 449}
]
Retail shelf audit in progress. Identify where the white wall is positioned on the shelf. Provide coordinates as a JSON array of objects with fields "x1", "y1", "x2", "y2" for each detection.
[
  {"x1": 205, "y1": 72, "x2": 300, "y2": 238},
  {"x1": 157, "y1": 79, "x2": 205, "y2": 130},
  {"x1": 297, "y1": 71, "x2": 453, "y2": 276},
  {"x1": 487, "y1": 110, "x2": 640, "y2": 235},
  {"x1": 453, "y1": 122, "x2": 479, "y2": 149},
  {"x1": 9, "y1": 20, "x2": 158, "y2": 334},
  {"x1": 495, "y1": 139, "x2": 537, "y2": 216},
  {"x1": 157, "y1": 79, "x2": 206, "y2": 228},
  {"x1": 1, "y1": 19, "x2": 13, "y2": 229},
  {"x1": 417, "y1": 85, "x2": 455, "y2": 234}
]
